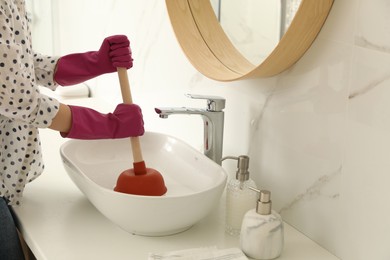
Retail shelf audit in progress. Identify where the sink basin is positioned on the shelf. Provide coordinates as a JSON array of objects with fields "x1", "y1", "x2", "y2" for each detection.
[{"x1": 59, "y1": 132, "x2": 227, "y2": 236}]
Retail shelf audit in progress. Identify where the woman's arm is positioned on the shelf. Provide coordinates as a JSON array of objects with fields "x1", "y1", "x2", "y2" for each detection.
[
  {"x1": 33, "y1": 52, "x2": 60, "y2": 91},
  {"x1": 49, "y1": 103, "x2": 72, "y2": 133}
]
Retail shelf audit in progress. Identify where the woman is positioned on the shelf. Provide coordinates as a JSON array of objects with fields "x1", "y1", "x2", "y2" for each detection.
[{"x1": 0, "y1": 0, "x2": 144, "y2": 259}]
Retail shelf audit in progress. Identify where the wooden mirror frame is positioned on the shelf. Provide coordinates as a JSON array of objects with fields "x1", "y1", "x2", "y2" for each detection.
[{"x1": 166, "y1": 0, "x2": 334, "y2": 81}]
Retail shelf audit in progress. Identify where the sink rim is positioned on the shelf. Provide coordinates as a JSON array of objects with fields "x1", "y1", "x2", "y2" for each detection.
[{"x1": 60, "y1": 131, "x2": 227, "y2": 200}]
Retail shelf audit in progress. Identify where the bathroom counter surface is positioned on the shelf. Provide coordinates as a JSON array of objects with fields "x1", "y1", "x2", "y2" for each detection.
[{"x1": 12, "y1": 97, "x2": 339, "y2": 260}]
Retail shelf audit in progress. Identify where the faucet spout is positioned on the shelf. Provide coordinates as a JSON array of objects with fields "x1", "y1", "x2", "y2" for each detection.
[
  {"x1": 155, "y1": 107, "x2": 208, "y2": 118},
  {"x1": 155, "y1": 94, "x2": 225, "y2": 165}
]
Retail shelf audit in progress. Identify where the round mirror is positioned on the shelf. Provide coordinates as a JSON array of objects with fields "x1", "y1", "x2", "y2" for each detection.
[{"x1": 166, "y1": 0, "x2": 334, "y2": 81}]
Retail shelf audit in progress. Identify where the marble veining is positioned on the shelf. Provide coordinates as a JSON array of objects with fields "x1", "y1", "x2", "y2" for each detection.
[
  {"x1": 247, "y1": 87, "x2": 277, "y2": 154},
  {"x1": 355, "y1": 35, "x2": 390, "y2": 54},
  {"x1": 240, "y1": 210, "x2": 284, "y2": 260},
  {"x1": 349, "y1": 72, "x2": 390, "y2": 99},
  {"x1": 279, "y1": 166, "x2": 341, "y2": 214}
]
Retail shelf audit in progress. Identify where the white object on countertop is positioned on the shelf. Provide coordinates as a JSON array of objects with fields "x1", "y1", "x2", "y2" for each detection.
[
  {"x1": 223, "y1": 155, "x2": 258, "y2": 236},
  {"x1": 39, "y1": 83, "x2": 90, "y2": 99},
  {"x1": 55, "y1": 83, "x2": 90, "y2": 98},
  {"x1": 148, "y1": 246, "x2": 248, "y2": 260},
  {"x1": 240, "y1": 190, "x2": 284, "y2": 259},
  {"x1": 226, "y1": 178, "x2": 257, "y2": 236},
  {"x1": 60, "y1": 132, "x2": 227, "y2": 236}
]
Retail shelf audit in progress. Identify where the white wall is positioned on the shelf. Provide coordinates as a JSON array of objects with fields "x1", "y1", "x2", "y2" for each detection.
[
  {"x1": 27, "y1": 0, "x2": 54, "y2": 54},
  {"x1": 33, "y1": 1, "x2": 390, "y2": 259}
]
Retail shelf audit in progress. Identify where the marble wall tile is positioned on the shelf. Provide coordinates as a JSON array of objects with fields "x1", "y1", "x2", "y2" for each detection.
[
  {"x1": 343, "y1": 45, "x2": 390, "y2": 260},
  {"x1": 246, "y1": 36, "x2": 352, "y2": 256},
  {"x1": 355, "y1": 0, "x2": 390, "y2": 53},
  {"x1": 316, "y1": 0, "x2": 359, "y2": 44}
]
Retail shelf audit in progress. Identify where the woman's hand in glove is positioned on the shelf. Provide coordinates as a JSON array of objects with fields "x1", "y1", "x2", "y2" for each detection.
[
  {"x1": 60, "y1": 103, "x2": 144, "y2": 140},
  {"x1": 54, "y1": 35, "x2": 133, "y2": 86}
]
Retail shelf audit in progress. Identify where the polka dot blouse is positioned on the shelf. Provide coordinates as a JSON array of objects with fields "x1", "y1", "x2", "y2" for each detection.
[{"x1": 0, "y1": 0, "x2": 61, "y2": 205}]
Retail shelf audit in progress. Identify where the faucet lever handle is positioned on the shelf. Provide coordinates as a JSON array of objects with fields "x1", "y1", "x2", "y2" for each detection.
[{"x1": 185, "y1": 94, "x2": 226, "y2": 112}]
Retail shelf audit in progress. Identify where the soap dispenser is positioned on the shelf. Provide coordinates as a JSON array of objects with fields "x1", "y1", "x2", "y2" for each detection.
[
  {"x1": 240, "y1": 189, "x2": 284, "y2": 260},
  {"x1": 221, "y1": 155, "x2": 257, "y2": 236}
]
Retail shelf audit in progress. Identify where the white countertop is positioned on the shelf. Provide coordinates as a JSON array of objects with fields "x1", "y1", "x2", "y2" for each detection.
[{"x1": 12, "y1": 97, "x2": 339, "y2": 260}]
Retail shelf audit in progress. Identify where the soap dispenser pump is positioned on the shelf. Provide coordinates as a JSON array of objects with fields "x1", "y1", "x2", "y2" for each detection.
[
  {"x1": 221, "y1": 155, "x2": 257, "y2": 236},
  {"x1": 240, "y1": 188, "x2": 284, "y2": 260}
]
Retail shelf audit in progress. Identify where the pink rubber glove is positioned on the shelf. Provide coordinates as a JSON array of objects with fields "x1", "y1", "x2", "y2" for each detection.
[
  {"x1": 61, "y1": 104, "x2": 144, "y2": 140},
  {"x1": 54, "y1": 35, "x2": 133, "y2": 86}
]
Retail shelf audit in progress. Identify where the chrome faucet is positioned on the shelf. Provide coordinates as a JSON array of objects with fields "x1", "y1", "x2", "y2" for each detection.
[{"x1": 155, "y1": 94, "x2": 225, "y2": 165}]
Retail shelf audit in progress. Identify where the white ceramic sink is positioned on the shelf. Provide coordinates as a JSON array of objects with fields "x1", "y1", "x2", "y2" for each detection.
[{"x1": 60, "y1": 132, "x2": 227, "y2": 236}]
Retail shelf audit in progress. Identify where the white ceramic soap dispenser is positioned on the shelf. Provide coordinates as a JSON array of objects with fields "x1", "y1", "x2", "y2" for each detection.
[
  {"x1": 222, "y1": 155, "x2": 257, "y2": 236},
  {"x1": 240, "y1": 189, "x2": 284, "y2": 260}
]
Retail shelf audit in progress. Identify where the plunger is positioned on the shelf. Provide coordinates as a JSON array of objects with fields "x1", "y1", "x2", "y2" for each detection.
[{"x1": 113, "y1": 68, "x2": 167, "y2": 196}]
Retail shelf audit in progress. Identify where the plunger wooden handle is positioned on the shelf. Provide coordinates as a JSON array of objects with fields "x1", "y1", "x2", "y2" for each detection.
[{"x1": 117, "y1": 68, "x2": 143, "y2": 163}]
